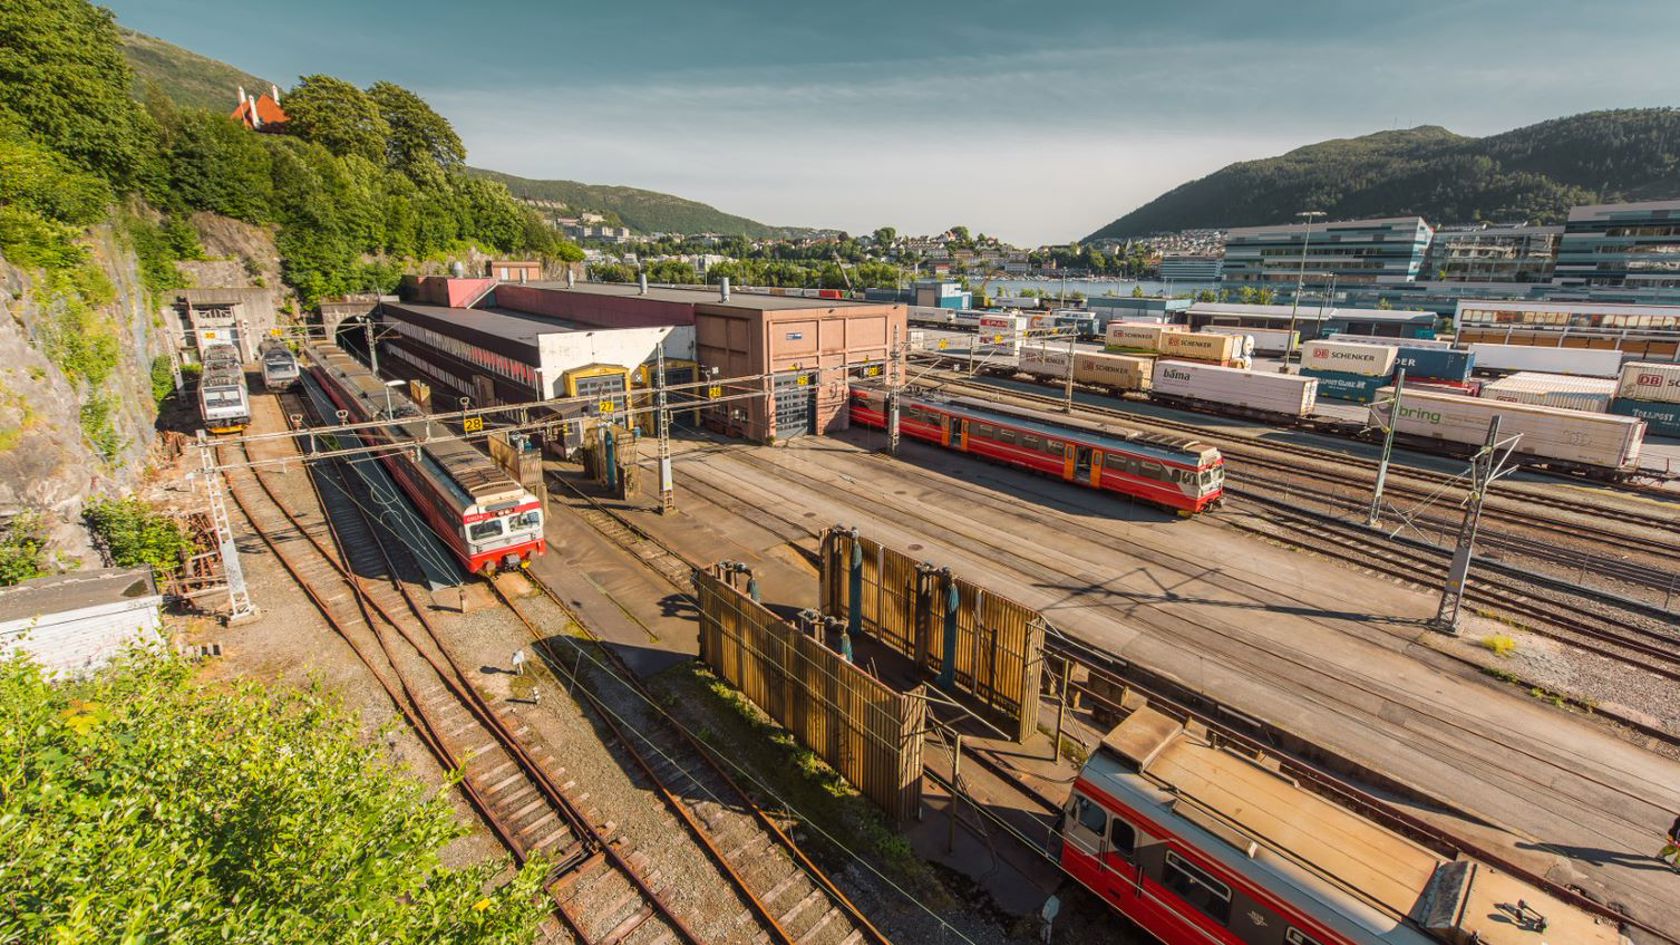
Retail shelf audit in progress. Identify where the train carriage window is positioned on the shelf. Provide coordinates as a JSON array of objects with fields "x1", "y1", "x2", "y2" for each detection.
[
  {"x1": 997, "y1": 428, "x2": 1018, "y2": 445},
  {"x1": 1108, "y1": 818, "x2": 1136, "y2": 856},
  {"x1": 975, "y1": 423, "x2": 995, "y2": 438},
  {"x1": 1046, "y1": 439, "x2": 1062, "y2": 454},
  {"x1": 1022, "y1": 433, "x2": 1041, "y2": 451},
  {"x1": 1164, "y1": 850, "x2": 1232, "y2": 925},
  {"x1": 1074, "y1": 795, "x2": 1107, "y2": 834},
  {"x1": 1285, "y1": 930, "x2": 1325, "y2": 945}
]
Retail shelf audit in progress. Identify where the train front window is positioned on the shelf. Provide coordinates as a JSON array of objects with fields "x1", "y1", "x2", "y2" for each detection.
[
  {"x1": 1074, "y1": 795, "x2": 1107, "y2": 834},
  {"x1": 514, "y1": 510, "x2": 542, "y2": 532},
  {"x1": 468, "y1": 519, "x2": 504, "y2": 542}
]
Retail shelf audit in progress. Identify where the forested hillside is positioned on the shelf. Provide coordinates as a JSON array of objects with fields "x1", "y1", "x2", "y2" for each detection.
[
  {"x1": 1086, "y1": 109, "x2": 1680, "y2": 239},
  {"x1": 469, "y1": 167, "x2": 814, "y2": 238}
]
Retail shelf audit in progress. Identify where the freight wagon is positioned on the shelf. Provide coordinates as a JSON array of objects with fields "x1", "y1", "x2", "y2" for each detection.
[
  {"x1": 1017, "y1": 346, "x2": 1152, "y2": 394},
  {"x1": 1150, "y1": 361, "x2": 1318, "y2": 420},
  {"x1": 1466, "y1": 343, "x2": 1624, "y2": 378},
  {"x1": 1480, "y1": 372, "x2": 1618, "y2": 413},
  {"x1": 1371, "y1": 387, "x2": 1645, "y2": 475},
  {"x1": 1299, "y1": 340, "x2": 1396, "y2": 378}
]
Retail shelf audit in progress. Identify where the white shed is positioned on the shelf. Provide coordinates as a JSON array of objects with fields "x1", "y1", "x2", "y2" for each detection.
[{"x1": 0, "y1": 567, "x2": 164, "y2": 676}]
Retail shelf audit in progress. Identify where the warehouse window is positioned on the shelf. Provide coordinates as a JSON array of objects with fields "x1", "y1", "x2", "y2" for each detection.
[{"x1": 1164, "y1": 851, "x2": 1230, "y2": 925}]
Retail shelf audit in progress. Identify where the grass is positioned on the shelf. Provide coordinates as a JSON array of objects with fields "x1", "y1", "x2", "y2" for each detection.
[
  {"x1": 1480, "y1": 634, "x2": 1517, "y2": 658},
  {"x1": 649, "y1": 661, "x2": 950, "y2": 905}
]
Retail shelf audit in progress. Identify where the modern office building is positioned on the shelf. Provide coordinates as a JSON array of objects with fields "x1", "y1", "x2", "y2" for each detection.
[
  {"x1": 1553, "y1": 199, "x2": 1680, "y2": 289},
  {"x1": 1424, "y1": 225, "x2": 1561, "y2": 283},
  {"x1": 1221, "y1": 216, "x2": 1433, "y2": 287},
  {"x1": 1157, "y1": 254, "x2": 1222, "y2": 283}
]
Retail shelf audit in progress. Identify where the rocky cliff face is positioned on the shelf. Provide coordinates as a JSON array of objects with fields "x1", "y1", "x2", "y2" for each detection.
[{"x1": 0, "y1": 224, "x2": 176, "y2": 563}]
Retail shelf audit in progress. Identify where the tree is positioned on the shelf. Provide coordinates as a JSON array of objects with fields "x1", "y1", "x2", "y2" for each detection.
[
  {"x1": 947, "y1": 225, "x2": 971, "y2": 247},
  {"x1": 1376, "y1": 296, "x2": 1394, "y2": 310},
  {"x1": 0, "y1": 0, "x2": 152, "y2": 187},
  {"x1": 871, "y1": 226, "x2": 896, "y2": 248},
  {"x1": 370, "y1": 81, "x2": 466, "y2": 184},
  {"x1": 283, "y1": 75, "x2": 391, "y2": 164},
  {"x1": 1131, "y1": 285, "x2": 1145, "y2": 298},
  {"x1": 163, "y1": 109, "x2": 273, "y2": 223},
  {"x1": 84, "y1": 498, "x2": 195, "y2": 575},
  {"x1": 0, "y1": 650, "x2": 551, "y2": 944},
  {"x1": 0, "y1": 512, "x2": 51, "y2": 586},
  {"x1": 590, "y1": 261, "x2": 636, "y2": 282},
  {"x1": 1257, "y1": 287, "x2": 1277, "y2": 305},
  {"x1": 1195, "y1": 289, "x2": 1218, "y2": 302}
]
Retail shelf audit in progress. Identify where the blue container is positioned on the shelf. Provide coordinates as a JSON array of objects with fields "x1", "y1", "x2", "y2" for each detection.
[
  {"x1": 1393, "y1": 347, "x2": 1474, "y2": 384},
  {"x1": 1612, "y1": 399, "x2": 1680, "y2": 438},
  {"x1": 1301, "y1": 368, "x2": 1389, "y2": 403}
]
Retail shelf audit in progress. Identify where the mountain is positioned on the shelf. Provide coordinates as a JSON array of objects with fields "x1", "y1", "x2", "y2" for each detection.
[
  {"x1": 468, "y1": 168, "x2": 817, "y2": 238},
  {"x1": 1085, "y1": 109, "x2": 1680, "y2": 240},
  {"x1": 118, "y1": 27, "x2": 272, "y2": 114}
]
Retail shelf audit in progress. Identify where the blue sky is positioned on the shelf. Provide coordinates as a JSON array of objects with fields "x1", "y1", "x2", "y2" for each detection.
[{"x1": 108, "y1": 0, "x2": 1680, "y2": 244}]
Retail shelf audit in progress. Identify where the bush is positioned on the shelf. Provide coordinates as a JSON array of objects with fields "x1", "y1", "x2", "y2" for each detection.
[
  {"x1": 0, "y1": 512, "x2": 51, "y2": 586},
  {"x1": 78, "y1": 394, "x2": 123, "y2": 462},
  {"x1": 149, "y1": 354, "x2": 175, "y2": 406},
  {"x1": 0, "y1": 649, "x2": 552, "y2": 943},
  {"x1": 84, "y1": 498, "x2": 193, "y2": 574}
]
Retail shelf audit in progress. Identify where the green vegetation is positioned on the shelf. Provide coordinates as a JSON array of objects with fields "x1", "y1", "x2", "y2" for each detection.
[
  {"x1": 469, "y1": 167, "x2": 814, "y2": 238},
  {"x1": 0, "y1": 512, "x2": 51, "y2": 586},
  {"x1": 118, "y1": 27, "x2": 271, "y2": 113},
  {"x1": 1086, "y1": 110, "x2": 1680, "y2": 239},
  {"x1": 0, "y1": 649, "x2": 551, "y2": 944},
  {"x1": 1481, "y1": 633, "x2": 1517, "y2": 658},
  {"x1": 83, "y1": 498, "x2": 194, "y2": 574},
  {"x1": 149, "y1": 354, "x2": 175, "y2": 406}
]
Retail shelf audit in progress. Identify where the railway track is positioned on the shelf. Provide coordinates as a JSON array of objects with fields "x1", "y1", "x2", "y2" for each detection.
[
  {"x1": 221, "y1": 396, "x2": 710, "y2": 945},
  {"x1": 913, "y1": 370, "x2": 1680, "y2": 597},
  {"x1": 489, "y1": 572, "x2": 888, "y2": 945}
]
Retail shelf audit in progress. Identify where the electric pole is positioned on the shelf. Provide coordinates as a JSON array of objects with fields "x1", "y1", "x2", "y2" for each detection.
[
  {"x1": 1063, "y1": 331, "x2": 1076, "y2": 414},
  {"x1": 1434, "y1": 417, "x2": 1518, "y2": 633},
  {"x1": 1285, "y1": 210, "x2": 1325, "y2": 365},
  {"x1": 655, "y1": 343, "x2": 674, "y2": 513},
  {"x1": 1367, "y1": 367, "x2": 1406, "y2": 528},
  {"x1": 196, "y1": 431, "x2": 254, "y2": 622}
]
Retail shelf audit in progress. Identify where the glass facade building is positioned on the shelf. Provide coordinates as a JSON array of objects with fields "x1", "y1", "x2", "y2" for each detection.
[
  {"x1": 1553, "y1": 199, "x2": 1680, "y2": 289},
  {"x1": 1220, "y1": 216, "x2": 1433, "y2": 287}
]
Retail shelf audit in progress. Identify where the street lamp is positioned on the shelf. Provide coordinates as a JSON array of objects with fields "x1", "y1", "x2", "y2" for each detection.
[
  {"x1": 382, "y1": 378, "x2": 405, "y2": 417},
  {"x1": 1285, "y1": 210, "x2": 1326, "y2": 365}
]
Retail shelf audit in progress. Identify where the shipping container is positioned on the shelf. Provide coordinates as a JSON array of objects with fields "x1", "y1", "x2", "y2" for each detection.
[
  {"x1": 1392, "y1": 346, "x2": 1475, "y2": 384},
  {"x1": 1150, "y1": 360, "x2": 1318, "y2": 419},
  {"x1": 1480, "y1": 372, "x2": 1618, "y2": 413},
  {"x1": 1160, "y1": 331, "x2": 1247, "y2": 363},
  {"x1": 976, "y1": 314, "x2": 1026, "y2": 357},
  {"x1": 1467, "y1": 343, "x2": 1623, "y2": 378},
  {"x1": 1408, "y1": 379, "x2": 1482, "y2": 397},
  {"x1": 1105, "y1": 322, "x2": 1179, "y2": 353},
  {"x1": 1301, "y1": 369, "x2": 1389, "y2": 403},
  {"x1": 1299, "y1": 340, "x2": 1397, "y2": 378},
  {"x1": 1326, "y1": 334, "x2": 1454, "y2": 350},
  {"x1": 1202, "y1": 326, "x2": 1297, "y2": 356},
  {"x1": 1074, "y1": 351, "x2": 1152, "y2": 393},
  {"x1": 1617, "y1": 361, "x2": 1680, "y2": 405},
  {"x1": 1611, "y1": 399, "x2": 1680, "y2": 438},
  {"x1": 1372, "y1": 387, "x2": 1644, "y2": 471}
]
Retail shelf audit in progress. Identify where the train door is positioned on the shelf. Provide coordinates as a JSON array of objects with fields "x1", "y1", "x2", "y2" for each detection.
[
  {"x1": 1089, "y1": 450, "x2": 1104, "y2": 488},
  {"x1": 946, "y1": 416, "x2": 966, "y2": 450},
  {"x1": 1075, "y1": 446, "x2": 1095, "y2": 484}
]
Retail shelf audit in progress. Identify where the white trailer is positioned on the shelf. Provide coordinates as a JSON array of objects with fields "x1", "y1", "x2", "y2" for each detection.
[
  {"x1": 1299, "y1": 340, "x2": 1398, "y2": 378},
  {"x1": 1371, "y1": 387, "x2": 1644, "y2": 472},
  {"x1": 1202, "y1": 326, "x2": 1296, "y2": 356},
  {"x1": 1150, "y1": 360, "x2": 1318, "y2": 419},
  {"x1": 1466, "y1": 343, "x2": 1623, "y2": 378}
]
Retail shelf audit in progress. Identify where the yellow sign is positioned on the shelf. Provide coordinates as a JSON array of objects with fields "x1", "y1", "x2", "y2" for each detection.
[
  {"x1": 864, "y1": 365, "x2": 881, "y2": 377},
  {"x1": 462, "y1": 416, "x2": 484, "y2": 433},
  {"x1": 708, "y1": 385, "x2": 723, "y2": 398},
  {"x1": 268, "y1": 328, "x2": 282, "y2": 337},
  {"x1": 796, "y1": 375, "x2": 810, "y2": 386},
  {"x1": 599, "y1": 400, "x2": 616, "y2": 413},
  {"x1": 937, "y1": 339, "x2": 949, "y2": 350}
]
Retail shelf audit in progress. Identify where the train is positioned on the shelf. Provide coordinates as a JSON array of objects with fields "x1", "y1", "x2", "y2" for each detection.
[
  {"x1": 197, "y1": 344, "x2": 250, "y2": 434},
  {"x1": 849, "y1": 385, "x2": 1225, "y2": 514},
  {"x1": 258, "y1": 339, "x2": 300, "y2": 392},
  {"x1": 1059, "y1": 703, "x2": 1628, "y2": 945},
  {"x1": 305, "y1": 344, "x2": 546, "y2": 574}
]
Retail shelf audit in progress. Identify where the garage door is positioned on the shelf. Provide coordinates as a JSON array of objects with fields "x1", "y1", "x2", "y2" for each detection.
[{"x1": 773, "y1": 372, "x2": 814, "y2": 439}]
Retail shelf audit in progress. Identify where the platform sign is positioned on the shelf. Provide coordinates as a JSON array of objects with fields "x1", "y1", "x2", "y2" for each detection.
[
  {"x1": 462, "y1": 415, "x2": 484, "y2": 434},
  {"x1": 599, "y1": 400, "x2": 616, "y2": 413},
  {"x1": 796, "y1": 374, "x2": 810, "y2": 386},
  {"x1": 938, "y1": 339, "x2": 949, "y2": 350},
  {"x1": 708, "y1": 385, "x2": 723, "y2": 398}
]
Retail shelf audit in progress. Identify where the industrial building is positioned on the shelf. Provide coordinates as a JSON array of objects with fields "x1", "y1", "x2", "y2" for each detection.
[
  {"x1": 1221, "y1": 216, "x2": 1434, "y2": 288},
  {"x1": 1186, "y1": 301, "x2": 1439, "y2": 340},
  {"x1": 1084, "y1": 296, "x2": 1191, "y2": 325}
]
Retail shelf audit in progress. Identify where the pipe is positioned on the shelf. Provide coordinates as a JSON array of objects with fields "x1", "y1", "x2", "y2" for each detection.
[
  {"x1": 639, "y1": 272, "x2": 648, "y2": 295},
  {"x1": 720, "y1": 276, "x2": 731, "y2": 302},
  {"x1": 939, "y1": 568, "x2": 958, "y2": 691},
  {"x1": 847, "y1": 529, "x2": 863, "y2": 642},
  {"x1": 566, "y1": 269, "x2": 575, "y2": 289}
]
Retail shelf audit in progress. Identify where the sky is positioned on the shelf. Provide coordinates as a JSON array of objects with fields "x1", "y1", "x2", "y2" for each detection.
[{"x1": 107, "y1": 0, "x2": 1680, "y2": 245}]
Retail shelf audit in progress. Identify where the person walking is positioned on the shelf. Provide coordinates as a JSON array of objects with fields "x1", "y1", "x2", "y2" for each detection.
[
  {"x1": 1658, "y1": 814, "x2": 1680, "y2": 870},
  {"x1": 511, "y1": 649, "x2": 526, "y2": 677}
]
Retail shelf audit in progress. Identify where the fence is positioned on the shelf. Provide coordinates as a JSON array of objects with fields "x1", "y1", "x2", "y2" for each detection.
[
  {"x1": 819, "y1": 528, "x2": 1046, "y2": 743},
  {"x1": 694, "y1": 566, "x2": 925, "y2": 822}
]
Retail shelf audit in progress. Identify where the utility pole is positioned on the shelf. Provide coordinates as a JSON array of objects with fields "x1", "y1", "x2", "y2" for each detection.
[
  {"x1": 1285, "y1": 210, "x2": 1325, "y2": 365},
  {"x1": 1063, "y1": 332, "x2": 1076, "y2": 414},
  {"x1": 196, "y1": 431, "x2": 254, "y2": 622},
  {"x1": 887, "y1": 391, "x2": 901, "y2": 455},
  {"x1": 364, "y1": 318, "x2": 379, "y2": 374},
  {"x1": 1434, "y1": 418, "x2": 1518, "y2": 633},
  {"x1": 655, "y1": 343, "x2": 674, "y2": 513},
  {"x1": 1367, "y1": 368, "x2": 1406, "y2": 528}
]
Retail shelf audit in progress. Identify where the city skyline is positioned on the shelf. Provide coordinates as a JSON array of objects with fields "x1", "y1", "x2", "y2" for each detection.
[{"x1": 106, "y1": 0, "x2": 1680, "y2": 244}]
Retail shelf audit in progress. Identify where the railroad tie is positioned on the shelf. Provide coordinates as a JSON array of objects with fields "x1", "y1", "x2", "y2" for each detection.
[
  {"x1": 597, "y1": 903, "x2": 656, "y2": 945},
  {"x1": 776, "y1": 887, "x2": 826, "y2": 928},
  {"x1": 795, "y1": 905, "x2": 841, "y2": 945}
]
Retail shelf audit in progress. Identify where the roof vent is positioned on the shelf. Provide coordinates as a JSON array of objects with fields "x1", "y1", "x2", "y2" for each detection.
[
  {"x1": 449, "y1": 261, "x2": 465, "y2": 278},
  {"x1": 638, "y1": 272, "x2": 648, "y2": 295},
  {"x1": 720, "y1": 276, "x2": 730, "y2": 302},
  {"x1": 566, "y1": 269, "x2": 575, "y2": 288}
]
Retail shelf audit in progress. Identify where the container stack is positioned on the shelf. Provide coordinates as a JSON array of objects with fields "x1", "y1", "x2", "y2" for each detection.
[
  {"x1": 1612, "y1": 361, "x2": 1680, "y2": 437},
  {"x1": 1480, "y1": 372, "x2": 1619, "y2": 413},
  {"x1": 1104, "y1": 322, "x2": 1179, "y2": 354},
  {"x1": 1299, "y1": 340, "x2": 1396, "y2": 403}
]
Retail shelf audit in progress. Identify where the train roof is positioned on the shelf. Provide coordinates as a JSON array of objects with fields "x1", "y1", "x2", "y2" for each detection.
[
  {"x1": 304, "y1": 345, "x2": 525, "y2": 506},
  {"x1": 1086, "y1": 706, "x2": 1622, "y2": 944},
  {"x1": 892, "y1": 386, "x2": 1220, "y2": 464},
  {"x1": 201, "y1": 363, "x2": 245, "y2": 387}
]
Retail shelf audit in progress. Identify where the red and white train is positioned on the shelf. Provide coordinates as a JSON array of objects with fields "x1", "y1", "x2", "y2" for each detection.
[
  {"x1": 849, "y1": 385, "x2": 1224, "y2": 514},
  {"x1": 1059, "y1": 705, "x2": 1627, "y2": 945},
  {"x1": 307, "y1": 344, "x2": 545, "y2": 574}
]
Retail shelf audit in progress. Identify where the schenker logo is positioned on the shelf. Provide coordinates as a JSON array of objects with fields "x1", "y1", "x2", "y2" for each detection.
[
  {"x1": 1397, "y1": 404, "x2": 1443, "y2": 425},
  {"x1": 1311, "y1": 347, "x2": 1378, "y2": 364}
]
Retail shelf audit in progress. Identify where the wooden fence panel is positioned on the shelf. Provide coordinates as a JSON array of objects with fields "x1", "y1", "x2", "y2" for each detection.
[{"x1": 695, "y1": 567, "x2": 924, "y2": 821}]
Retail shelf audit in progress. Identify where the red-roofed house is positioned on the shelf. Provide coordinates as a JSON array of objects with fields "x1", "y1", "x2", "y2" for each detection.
[{"x1": 231, "y1": 85, "x2": 288, "y2": 132}]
